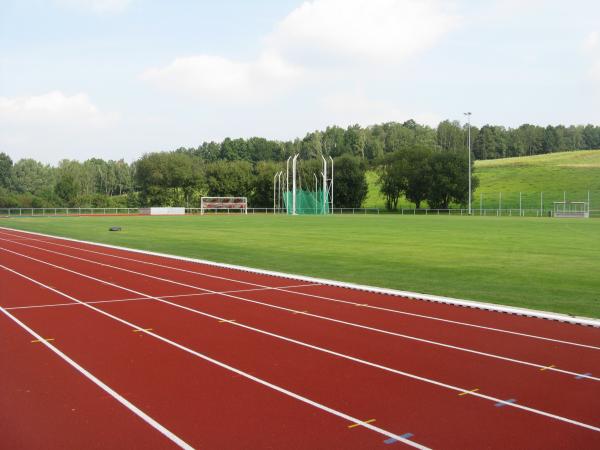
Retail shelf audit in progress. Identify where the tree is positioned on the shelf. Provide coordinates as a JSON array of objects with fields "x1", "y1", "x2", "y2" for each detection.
[
  {"x1": 220, "y1": 138, "x2": 249, "y2": 160},
  {"x1": 383, "y1": 123, "x2": 414, "y2": 153},
  {"x1": 542, "y1": 125, "x2": 559, "y2": 153},
  {"x1": 437, "y1": 120, "x2": 464, "y2": 151},
  {"x1": 247, "y1": 137, "x2": 285, "y2": 162},
  {"x1": 322, "y1": 126, "x2": 346, "y2": 157},
  {"x1": 0, "y1": 152, "x2": 13, "y2": 188},
  {"x1": 332, "y1": 155, "x2": 368, "y2": 208},
  {"x1": 10, "y1": 159, "x2": 55, "y2": 195},
  {"x1": 205, "y1": 160, "x2": 254, "y2": 197},
  {"x1": 426, "y1": 151, "x2": 479, "y2": 209},
  {"x1": 135, "y1": 152, "x2": 204, "y2": 206},
  {"x1": 582, "y1": 125, "x2": 600, "y2": 149},
  {"x1": 300, "y1": 132, "x2": 322, "y2": 159},
  {"x1": 377, "y1": 151, "x2": 407, "y2": 210},
  {"x1": 364, "y1": 138, "x2": 384, "y2": 161},
  {"x1": 54, "y1": 174, "x2": 78, "y2": 205},
  {"x1": 345, "y1": 125, "x2": 366, "y2": 159},
  {"x1": 473, "y1": 125, "x2": 507, "y2": 159},
  {"x1": 404, "y1": 146, "x2": 434, "y2": 209},
  {"x1": 251, "y1": 161, "x2": 282, "y2": 207}
]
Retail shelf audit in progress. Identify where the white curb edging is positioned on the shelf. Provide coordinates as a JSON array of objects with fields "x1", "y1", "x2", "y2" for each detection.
[{"x1": 1, "y1": 226, "x2": 599, "y2": 328}]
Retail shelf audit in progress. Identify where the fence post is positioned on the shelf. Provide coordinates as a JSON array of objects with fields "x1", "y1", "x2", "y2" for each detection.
[
  {"x1": 499, "y1": 192, "x2": 502, "y2": 216},
  {"x1": 480, "y1": 193, "x2": 483, "y2": 215}
]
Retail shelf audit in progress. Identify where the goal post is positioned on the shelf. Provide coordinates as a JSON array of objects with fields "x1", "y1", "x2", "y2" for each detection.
[
  {"x1": 200, "y1": 197, "x2": 248, "y2": 215},
  {"x1": 553, "y1": 201, "x2": 589, "y2": 218}
]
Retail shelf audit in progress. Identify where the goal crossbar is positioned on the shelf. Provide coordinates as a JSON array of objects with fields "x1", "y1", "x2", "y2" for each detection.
[
  {"x1": 553, "y1": 201, "x2": 589, "y2": 218},
  {"x1": 200, "y1": 197, "x2": 248, "y2": 215}
]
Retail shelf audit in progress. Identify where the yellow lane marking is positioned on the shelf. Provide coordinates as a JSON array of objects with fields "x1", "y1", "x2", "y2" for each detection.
[
  {"x1": 540, "y1": 364, "x2": 556, "y2": 371},
  {"x1": 348, "y1": 419, "x2": 376, "y2": 429},
  {"x1": 356, "y1": 304, "x2": 369, "y2": 307},
  {"x1": 458, "y1": 388, "x2": 480, "y2": 396},
  {"x1": 31, "y1": 338, "x2": 54, "y2": 343},
  {"x1": 132, "y1": 328, "x2": 153, "y2": 332},
  {"x1": 219, "y1": 319, "x2": 236, "y2": 323}
]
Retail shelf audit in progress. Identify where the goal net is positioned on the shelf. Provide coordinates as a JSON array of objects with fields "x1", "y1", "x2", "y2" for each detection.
[
  {"x1": 200, "y1": 197, "x2": 248, "y2": 215},
  {"x1": 553, "y1": 201, "x2": 589, "y2": 218}
]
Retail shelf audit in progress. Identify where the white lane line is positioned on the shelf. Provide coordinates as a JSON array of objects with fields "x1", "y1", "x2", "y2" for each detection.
[
  {"x1": 1, "y1": 229, "x2": 597, "y2": 350},
  {"x1": 1, "y1": 237, "x2": 597, "y2": 382},
  {"x1": 4, "y1": 283, "x2": 319, "y2": 311},
  {"x1": 0, "y1": 305, "x2": 193, "y2": 450},
  {"x1": 2, "y1": 250, "x2": 599, "y2": 433},
  {"x1": 0, "y1": 262, "x2": 428, "y2": 450}
]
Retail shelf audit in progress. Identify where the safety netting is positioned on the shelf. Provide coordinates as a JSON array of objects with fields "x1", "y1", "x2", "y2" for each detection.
[{"x1": 283, "y1": 190, "x2": 330, "y2": 214}]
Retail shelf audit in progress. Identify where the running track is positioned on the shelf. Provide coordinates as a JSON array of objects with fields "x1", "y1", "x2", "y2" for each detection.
[{"x1": 1, "y1": 227, "x2": 599, "y2": 449}]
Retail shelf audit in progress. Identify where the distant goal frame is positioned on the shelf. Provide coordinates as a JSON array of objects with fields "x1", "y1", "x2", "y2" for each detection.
[
  {"x1": 553, "y1": 201, "x2": 589, "y2": 218},
  {"x1": 200, "y1": 197, "x2": 248, "y2": 215}
]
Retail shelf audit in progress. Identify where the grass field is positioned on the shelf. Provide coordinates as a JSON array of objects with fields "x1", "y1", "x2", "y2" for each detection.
[
  {"x1": 364, "y1": 150, "x2": 600, "y2": 209},
  {"x1": 1, "y1": 214, "x2": 598, "y2": 318}
]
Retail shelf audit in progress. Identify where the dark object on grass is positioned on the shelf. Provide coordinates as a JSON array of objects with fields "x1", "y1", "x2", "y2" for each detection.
[{"x1": 109, "y1": 226, "x2": 122, "y2": 231}]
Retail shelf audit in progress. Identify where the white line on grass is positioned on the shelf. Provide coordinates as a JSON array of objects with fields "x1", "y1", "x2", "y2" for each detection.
[
  {"x1": 0, "y1": 228, "x2": 597, "y2": 346},
  {"x1": 1, "y1": 236, "x2": 597, "y2": 381},
  {"x1": 1, "y1": 249, "x2": 599, "y2": 433},
  {"x1": 0, "y1": 262, "x2": 428, "y2": 450},
  {"x1": 0, "y1": 305, "x2": 194, "y2": 450}
]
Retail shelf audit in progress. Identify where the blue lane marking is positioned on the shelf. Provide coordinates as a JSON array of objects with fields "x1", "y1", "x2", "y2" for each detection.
[
  {"x1": 384, "y1": 433, "x2": 413, "y2": 444},
  {"x1": 575, "y1": 372, "x2": 592, "y2": 380},
  {"x1": 495, "y1": 398, "x2": 517, "y2": 407}
]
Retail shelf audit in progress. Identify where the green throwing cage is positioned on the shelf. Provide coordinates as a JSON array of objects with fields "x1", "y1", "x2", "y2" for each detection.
[{"x1": 283, "y1": 190, "x2": 330, "y2": 214}]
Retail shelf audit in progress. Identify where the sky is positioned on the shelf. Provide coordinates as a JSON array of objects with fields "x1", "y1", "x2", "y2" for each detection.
[{"x1": 1, "y1": 0, "x2": 600, "y2": 164}]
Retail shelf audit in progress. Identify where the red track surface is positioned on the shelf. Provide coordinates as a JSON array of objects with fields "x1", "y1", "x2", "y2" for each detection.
[{"x1": 1, "y1": 227, "x2": 599, "y2": 449}]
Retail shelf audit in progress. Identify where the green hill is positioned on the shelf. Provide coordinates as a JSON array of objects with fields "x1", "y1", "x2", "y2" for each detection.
[{"x1": 364, "y1": 150, "x2": 600, "y2": 210}]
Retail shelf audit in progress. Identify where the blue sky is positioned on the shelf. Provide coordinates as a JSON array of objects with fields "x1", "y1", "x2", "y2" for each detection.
[{"x1": 1, "y1": 0, "x2": 599, "y2": 163}]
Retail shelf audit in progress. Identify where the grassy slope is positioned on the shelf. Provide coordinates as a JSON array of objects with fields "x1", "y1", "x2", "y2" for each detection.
[
  {"x1": 364, "y1": 150, "x2": 600, "y2": 209},
  {"x1": 1, "y1": 215, "x2": 599, "y2": 318}
]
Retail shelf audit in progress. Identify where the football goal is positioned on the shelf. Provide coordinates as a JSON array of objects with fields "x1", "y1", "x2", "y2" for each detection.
[
  {"x1": 553, "y1": 201, "x2": 589, "y2": 218},
  {"x1": 200, "y1": 197, "x2": 248, "y2": 215}
]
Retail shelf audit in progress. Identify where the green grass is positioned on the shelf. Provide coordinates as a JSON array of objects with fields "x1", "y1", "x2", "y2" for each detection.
[
  {"x1": 364, "y1": 150, "x2": 600, "y2": 209},
  {"x1": 1, "y1": 214, "x2": 599, "y2": 318}
]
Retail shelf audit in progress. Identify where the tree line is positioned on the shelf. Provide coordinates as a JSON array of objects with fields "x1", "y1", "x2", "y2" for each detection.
[{"x1": 0, "y1": 119, "x2": 597, "y2": 210}]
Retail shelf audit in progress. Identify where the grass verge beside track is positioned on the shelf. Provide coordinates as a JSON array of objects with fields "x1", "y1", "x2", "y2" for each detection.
[{"x1": 0, "y1": 214, "x2": 598, "y2": 318}]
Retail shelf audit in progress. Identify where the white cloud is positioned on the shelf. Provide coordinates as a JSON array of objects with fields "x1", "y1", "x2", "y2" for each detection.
[
  {"x1": 56, "y1": 0, "x2": 132, "y2": 14},
  {"x1": 583, "y1": 31, "x2": 599, "y2": 52},
  {"x1": 142, "y1": 0, "x2": 459, "y2": 102},
  {"x1": 267, "y1": 0, "x2": 459, "y2": 66},
  {"x1": 0, "y1": 91, "x2": 119, "y2": 162},
  {"x1": 0, "y1": 91, "x2": 115, "y2": 126},
  {"x1": 583, "y1": 31, "x2": 600, "y2": 83},
  {"x1": 141, "y1": 52, "x2": 306, "y2": 102}
]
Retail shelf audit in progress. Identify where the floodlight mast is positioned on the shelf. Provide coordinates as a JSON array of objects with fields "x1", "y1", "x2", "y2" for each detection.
[{"x1": 464, "y1": 112, "x2": 472, "y2": 215}]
